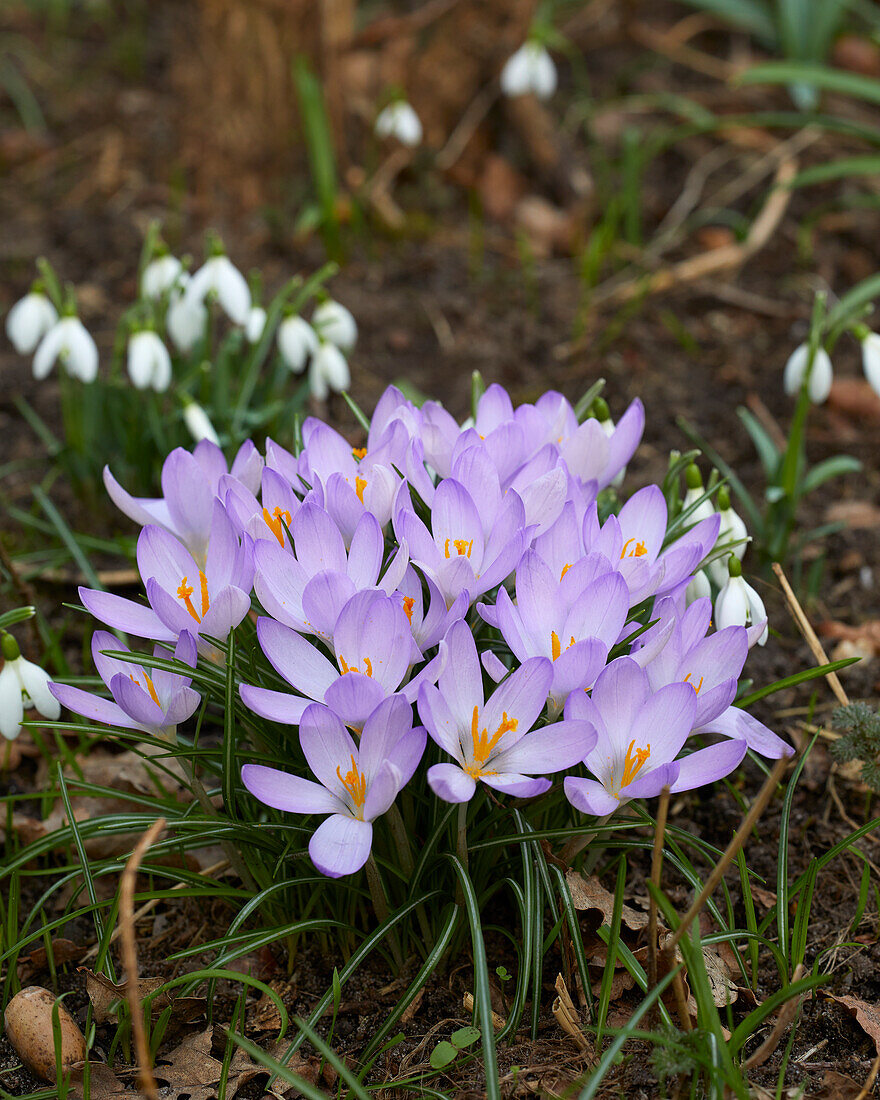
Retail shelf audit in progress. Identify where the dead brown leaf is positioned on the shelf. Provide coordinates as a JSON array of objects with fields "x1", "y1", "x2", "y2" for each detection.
[
  {"x1": 69, "y1": 1061, "x2": 129, "y2": 1100},
  {"x1": 825, "y1": 500, "x2": 880, "y2": 530},
  {"x1": 827, "y1": 378, "x2": 880, "y2": 425},
  {"x1": 80, "y1": 969, "x2": 203, "y2": 1025},
  {"x1": 824, "y1": 992, "x2": 880, "y2": 1054},
  {"x1": 565, "y1": 869, "x2": 649, "y2": 931}
]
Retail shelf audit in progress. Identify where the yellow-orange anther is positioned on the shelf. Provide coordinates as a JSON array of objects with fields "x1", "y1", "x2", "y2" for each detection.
[
  {"x1": 550, "y1": 631, "x2": 577, "y2": 661},
  {"x1": 336, "y1": 754, "x2": 367, "y2": 816},
  {"x1": 443, "y1": 538, "x2": 473, "y2": 559},
  {"x1": 402, "y1": 596, "x2": 415, "y2": 623},
  {"x1": 560, "y1": 563, "x2": 573, "y2": 580},
  {"x1": 355, "y1": 476, "x2": 367, "y2": 503},
  {"x1": 683, "y1": 672, "x2": 704, "y2": 695},
  {"x1": 620, "y1": 537, "x2": 648, "y2": 559},
  {"x1": 620, "y1": 739, "x2": 650, "y2": 789},
  {"x1": 177, "y1": 571, "x2": 210, "y2": 622},
  {"x1": 464, "y1": 705, "x2": 518, "y2": 778},
  {"x1": 130, "y1": 672, "x2": 160, "y2": 707},
  {"x1": 352, "y1": 447, "x2": 367, "y2": 459},
  {"x1": 263, "y1": 506, "x2": 291, "y2": 545},
  {"x1": 339, "y1": 655, "x2": 373, "y2": 677}
]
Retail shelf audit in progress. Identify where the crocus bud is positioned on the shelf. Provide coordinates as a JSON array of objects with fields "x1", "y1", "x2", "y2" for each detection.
[
  {"x1": 127, "y1": 330, "x2": 172, "y2": 392},
  {"x1": 375, "y1": 101, "x2": 423, "y2": 147},
  {"x1": 500, "y1": 41, "x2": 557, "y2": 99},
  {"x1": 312, "y1": 299, "x2": 357, "y2": 354},
  {"x1": 245, "y1": 306, "x2": 267, "y2": 345},
  {"x1": 6, "y1": 290, "x2": 58, "y2": 354},
  {"x1": 182, "y1": 401, "x2": 219, "y2": 445},
  {"x1": 682, "y1": 464, "x2": 715, "y2": 523},
  {"x1": 33, "y1": 315, "x2": 99, "y2": 383},
  {"x1": 783, "y1": 342, "x2": 833, "y2": 404},
  {"x1": 309, "y1": 341, "x2": 350, "y2": 401},
  {"x1": 141, "y1": 254, "x2": 183, "y2": 300},
  {"x1": 277, "y1": 315, "x2": 318, "y2": 372},
  {"x1": 861, "y1": 331, "x2": 880, "y2": 399},
  {"x1": 715, "y1": 557, "x2": 768, "y2": 646},
  {"x1": 0, "y1": 633, "x2": 60, "y2": 741}
]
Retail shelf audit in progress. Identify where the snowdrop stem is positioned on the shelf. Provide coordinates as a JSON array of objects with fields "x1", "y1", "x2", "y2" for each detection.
[{"x1": 365, "y1": 854, "x2": 403, "y2": 969}]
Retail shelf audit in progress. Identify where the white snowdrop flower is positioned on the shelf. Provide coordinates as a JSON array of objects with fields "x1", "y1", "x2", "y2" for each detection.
[
  {"x1": 860, "y1": 331, "x2": 880, "y2": 399},
  {"x1": 277, "y1": 315, "x2": 319, "y2": 373},
  {"x1": 715, "y1": 559, "x2": 768, "y2": 646},
  {"x1": 245, "y1": 306, "x2": 267, "y2": 345},
  {"x1": 166, "y1": 279, "x2": 206, "y2": 353},
  {"x1": 127, "y1": 330, "x2": 172, "y2": 392},
  {"x1": 183, "y1": 401, "x2": 219, "y2": 445},
  {"x1": 783, "y1": 342, "x2": 833, "y2": 404},
  {"x1": 33, "y1": 316, "x2": 98, "y2": 383},
  {"x1": 309, "y1": 341, "x2": 350, "y2": 401},
  {"x1": 141, "y1": 254, "x2": 183, "y2": 300},
  {"x1": 312, "y1": 299, "x2": 357, "y2": 354},
  {"x1": 185, "y1": 254, "x2": 251, "y2": 325},
  {"x1": 6, "y1": 290, "x2": 58, "y2": 354},
  {"x1": 500, "y1": 42, "x2": 557, "y2": 100},
  {"x1": 682, "y1": 464, "x2": 715, "y2": 524},
  {"x1": 685, "y1": 569, "x2": 712, "y2": 605},
  {"x1": 0, "y1": 634, "x2": 60, "y2": 741},
  {"x1": 375, "y1": 101, "x2": 423, "y2": 147},
  {"x1": 708, "y1": 488, "x2": 749, "y2": 587}
]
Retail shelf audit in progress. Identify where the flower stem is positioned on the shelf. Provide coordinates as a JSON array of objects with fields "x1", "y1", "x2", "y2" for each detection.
[{"x1": 365, "y1": 854, "x2": 403, "y2": 970}]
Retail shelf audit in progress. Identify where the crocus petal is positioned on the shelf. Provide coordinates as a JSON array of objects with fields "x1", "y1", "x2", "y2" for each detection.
[
  {"x1": 323, "y1": 673, "x2": 387, "y2": 731},
  {"x1": 239, "y1": 683, "x2": 310, "y2": 724},
  {"x1": 417, "y1": 683, "x2": 465, "y2": 762},
  {"x1": 309, "y1": 815, "x2": 373, "y2": 878},
  {"x1": 109, "y1": 673, "x2": 166, "y2": 728},
  {"x1": 257, "y1": 617, "x2": 338, "y2": 699},
  {"x1": 564, "y1": 776, "x2": 621, "y2": 817},
  {"x1": 427, "y1": 763, "x2": 477, "y2": 804},
  {"x1": 363, "y1": 760, "x2": 403, "y2": 821},
  {"x1": 78, "y1": 586, "x2": 176, "y2": 641},
  {"x1": 242, "y1": 763, "x2": 344, "y2": 815},
  {"x1": 482, "y1": 774, "x2": 551, "y2": 798},
  {"x1": 49, "y1": 683, "x2": 143, "y2": 731},
  {"x1": 671, "y1": 740, "x2": 747, "y2": 793},
  {"x1": 490, "y1": 719, "x2": 597, "y2": 774},
  {"x1": 695, "y1": 706, "x2": 793, "y2": 758}
]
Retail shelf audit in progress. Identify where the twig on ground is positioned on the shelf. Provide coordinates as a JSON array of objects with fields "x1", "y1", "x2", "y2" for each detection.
[
  {"x1": 855, "y1": 1050, "x2": 880, "y2": 1100},
  {"x1": 119, "y1": 816, "x2": 166, "y2": 1100}
]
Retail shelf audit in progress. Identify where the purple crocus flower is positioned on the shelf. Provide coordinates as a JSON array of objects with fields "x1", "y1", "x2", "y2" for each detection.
[
  {"x1": 394, "y1": 479, "x2": 526, "y2": 607},
  {"x1": 419, "y1": 384, "x2": 527, "y2": 484},
  {"x1": 479, "y1": 549, "x2": 630, "y2": 712},
  {"x1": 222, "y1": 466, "x2": 302, "y2": 548},
  {"x1": 418, "y1": 620, "x2": 596, "y2": 803},
  {"x1": 242, "y1": 694, "x2": 426, "y2": 877},
  {"x1": 563, "y1": 656, "x2": 747, "y2": 816},
  {"x1": 79, "y1": 501, "x2": 254, "y2": 650},
  {"x1": 395, "y1": 565, "x2": 469, "y2": 653},
  {"x1": 240, "y1": 589, "x2": 434, "y2": 731},
  {"x1": 103, "y1": 440, "x2": 263, "y2": 564},
  {"x1": 49, "y1": 630, "x2": 199, "y2": 734},
  {"x1": 252, "y1": 503, "x2": 407, "y2": 643}
]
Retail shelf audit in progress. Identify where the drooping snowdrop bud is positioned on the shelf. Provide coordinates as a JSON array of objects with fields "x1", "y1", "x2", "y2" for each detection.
[
  {"x1": 715, "y1": 557, "x2": 768, "y2": 646},
  {"x1": 860, "y1": 331, "x2": 880, "y2": 399},
  {"x1": 182, "y1": 400, "x2": 220, "y2": 445},
  {"x1": 141, "y1": 253, "x2": 183, "y2": 300},
  {"x1": 277, "y1": 314, "x2": 318, "y2": 373},
  {"x1": 0, "y1": 633, "x2": 60, "y2": 741},
  {"x1": 685, "y1": 568, "x2": 712, "y2": 605},
  {"x1": 375, "y1": 101, "x2": 423, "y2": 147},
  {"x1": 500, "y1": 41, "x2": 557, "y2": 100},
  {"x1": 708, "y1": 487, "x2": 749, "y2": 587},
  {"x1": 33, "y1": 315, "x2": 98, "y2": 383},
  {"x1": 309, "y1": 341, "x2": 350, "y2": 401},
  {"x1": 682, "y1": 464, "x2": 715, "y2": 524},
  {"x1": 312, "y1": 299, "x2": 357, "y2": 354},
  {"x1": 127, "y1": 330, "x2": 172, "y2": 392},
  {"x1": 166, "y1": 276, "x2": 206, "y2": 353},
  {"x1": 783, "y1": 342, "x2": 833, "y2": 404},
  {"x1": 6, "y1": 289, "x2": 58, "y2": 354},
  {"x1": 245, "y1": 305, "x2": 267, "y2": 345},
  {"x1": 185, "y1": 252, "x2": 251, "y2": 325}
]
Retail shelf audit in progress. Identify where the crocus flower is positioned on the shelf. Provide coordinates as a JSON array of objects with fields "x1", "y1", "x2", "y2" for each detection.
[
  {"x1": 183, "y1": 401, "x2": 220, "y2": 446},
  {"x1": 49, "y1": 631, "x2": 199, "y2": 735},
  {"x1": 242, "y1": 695, "x2": 426, "y2": 877},
  {"x1": 241, "y1": 589, "x2": 432, "y2": 731},
  {"x1": 310, "y1": 342, "x2": 350, "y2": 401},
  {"x1": 6, "y1": 290, "x2": 58, "y2": 354},
  {"x1": 861, "y1": 331, "x2": 880, "y2": 399},
  {"x1": 500, "y1": 41, "x2": 557, "y2": 99},
  {"x1": 714, "y1": 558, "x2": 768, "y2": 646},
  {"x1": 312, "y1": 300, "x2": 357, "y2": 354},
  {"x1": 141, "y1": 254, "x2": 183, "y2": 300},
  {"x1": 564, "y1": 657, "x2": 746, "y2": 815},
  {"x1": 127, "y1": 330, "x2": 172, "y2": 392},
  {"x1": 277, "y1": 315, "x2": 318, "y2": 372},
  {"x1": 396, "y1": 565, "x2": 469, "y2": 653},
  {"x1": 0, "y1": 633, "x2": 60, "y2": 741},
  {"x1": 184, "y1": 253, "x2": 250, "y2": 325},
  {"x1": 375, "y1": 101, "x2": 422, "y2": 147},
  {"x1": 245, "y1": 306, "x2": 267, "y2": 344},
  {"x1": 783, "y1": 342, "x2": 833, "y2": 404},
  {"x1": 166, "y1": 277, "x2": 206, "y2": 353},
  {"x1": 418, "y1": 620, "x2": 596, "y2": 802},
  {"x1": 79, "y1": 503, "x2": 254, "y2": 650},
  {"x1": 33, "y1": 315, "x2": 98, "y2": 382}
]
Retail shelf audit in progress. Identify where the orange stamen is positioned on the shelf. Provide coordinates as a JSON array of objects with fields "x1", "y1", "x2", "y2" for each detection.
[
  {"x1": 199, "y1": 570, "x2": 210, "y2": 618},
  {"x1": 336, "y1": 753, "x2": 367, "y2": 817},
  {"x1": 352, "y1": 447, "x2": 367, "y2": 459},
  {"x1": 550, "y1": 631, "x2": 577, "y2": 661},
  {"x1": 463, "y1": 705, "x2": 518, "y2": 778},
  {"x1": 683, "y1": 673, "x2": 704, "y2": 695},
  {"x1": 355, "y1": 476, "x2": 367, "y2": 504},
  {"x1": 402, "y1": 596, "x2": 415, "y2": 623},
  {"x1": 263, "y1": 506, "x2": 291, "y2": 546},
  {"x1": 560, "y1": 563, "x2": 573, "y2": 580},
  {"x1": 620, "y1": 537, "x2": 648, "y2": 560},
  {"x1": 130, "y1": 672, "x2": 160, "y2": 707},
  {"x1": 620, "y1": 739, "x2": 651, "y2": 789},
  {"x1": 338, "y1": 655, "x2": 373, "y2": 677},
  {"x1": 176, "y1": 577, "x2": 200, "y2": 623}
]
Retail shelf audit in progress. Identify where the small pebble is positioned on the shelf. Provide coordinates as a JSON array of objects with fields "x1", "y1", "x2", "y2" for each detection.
[{"x1": 3, "y1": 986, "x2": 86, "y2": 1083}]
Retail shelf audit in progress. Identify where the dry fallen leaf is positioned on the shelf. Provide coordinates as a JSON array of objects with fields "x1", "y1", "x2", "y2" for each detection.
[
  {"x1": 80, "y1": 969, "x2": 203, "y2": 1025},
  {"x1": 824, "y1": 992, "x2": 880, "y2": 1054},
  {"x1": 825, "y1": 500, "x2": 880, "y2": 530},
  {"x1": 565, "y1": 869, "x2": 649, "y2": 931},
  {"x1": 69, "y1": 1061, "x2": 128, "y2": 1100}
]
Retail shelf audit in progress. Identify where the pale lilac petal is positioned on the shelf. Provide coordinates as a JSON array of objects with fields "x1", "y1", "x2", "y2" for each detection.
[
  {"x1": 103, "y1": 467, "x2": 172, "y2": 531},
  {"x1": 323, "y1": 673, "x2": 387, "y2": 731},
  {"x1": 623, "y1": 761, "x2": 681, "y2": 800},
  {"x1": 490, "y1": 719, "x2": 596, "y2": 774},
  {"x1": 550, "y1": 638, "x2": 607, "y2": 698},
  {"x1": 360, "y1": 694, "x2": 414, "y2": 779},
  {"x1": 301, "y1": 571, "x2": 357, "y2": 641},
  {"x1": 431, "y1": 479, "x2": 485, "y2": 564},
  {"x1": 600, "y1": 398, "x2": 644, "y2": 489},
  {"x1": 347, "y1": 512, "x2": 384, "y2": 589},
  {"x1": 161, "y1": 449, "x2": 214, "y2": 557},
  {"x1": 386, "y1": 725, "x2": 427, "y2": 788},
  {"x1": 205, "y1": 500, "x2": 242, "y2": 588},
  {"x1": 91, "y1": 630, "x2": 135, "y2": 687},
  {"x1": 590, "y1": 658, "x2": 651, "y2": 750},
  {"x1": 299, "y1": 703, "x2": 359, "y2": 795},
  {"x1": 363, "y1": 760, "x2": 403, "y2": 821},
  {"x1": 481, "y1": 649, "x2": 509, "y2": 683},
  {"x1": 695, "y1": 706, "x2": 794, "y2": 758},
  {"x1": 671, "y1": 740, "x2": 747, "y2": 793},
  {"x1": 163, "y1": 686, "x2": 201, "y2": 726},
  {"x1": 257, "y1": 617, "x2": 338, "y2": 698},
  {"x1": 332, "y1": 591, "x2": 410, "y2": 693},
  {"x1": 436, "y1": 619, "x2": 483, "y2": 732},
  {"x1": 309, "y1": 815, "x2": 373, "y2": 878},
  {"x1": 427, "y1": 762, "x2": 477, "y2": 803},
  {"x1": 618, "y1": 486, "x2": 667, "y2": 561},
  {"x1": 146, "y1": 578, "x2": 201, "y2": 636},
  {"x1": 239, "y1": 683, "x2": 310, "y2": 723},
  {"x1": 417, "y1": 683, "x2": 464, "y2": 761},
  {"x1": 198, "y1": 585, "x2": 251, "y2": 639},
  {"x1": 482, "y1": 774, "x2": 551, "y2": 798},
  {"x1": 79, "y1": 586, "x2": 176, "y2": 641},
  {"x1": 137, "y1": 525, "x2": 197, "y2": 597},
  {"x1": 291, "y1": 503, "x2": 347, "y2": 576},
  {"x1": 109, "y1": 673, "x2": 165, "y2": 727},
  {"x1": 564, "y1": 776, "x2": 621, "y2": 817},
  {"x1": 481, "y1": 657, "x2": 553, "y2": 750},
  {"x1": 49, "y1": 683, "x2": 143, "y2": 730},
  {"x1": 242, "y1": 763, "x2": 344, "y2": 815},
  {"x1": 629, "y1": 681, "x2": 697, "y2": 762}
]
